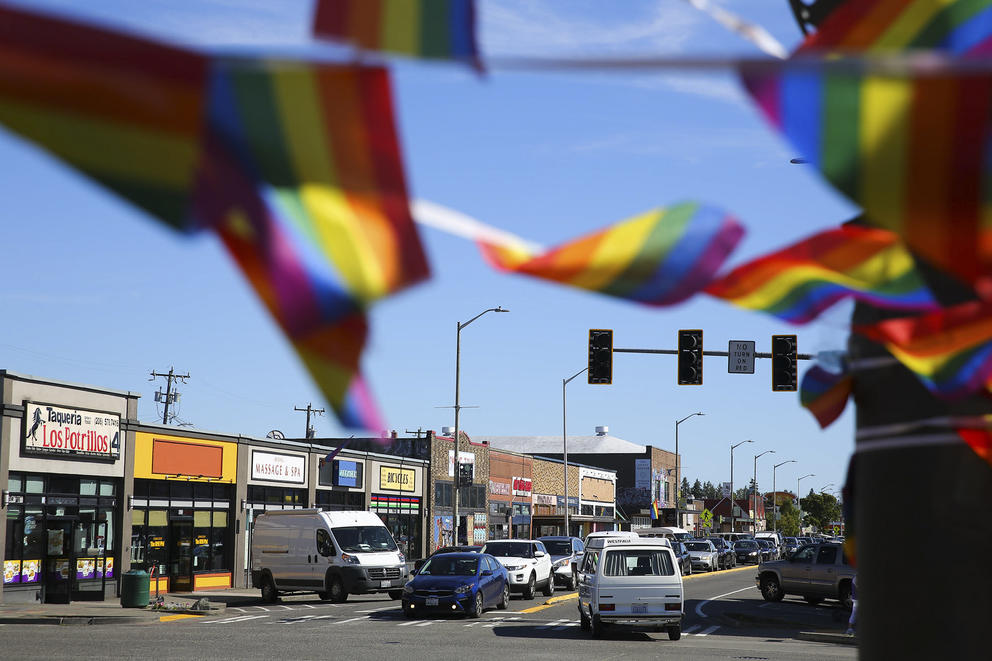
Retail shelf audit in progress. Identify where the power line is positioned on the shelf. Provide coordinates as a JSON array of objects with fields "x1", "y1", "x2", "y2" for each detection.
[
  {"x1": 149, "y1": 367, "x2": 189, "y2": 425},
  {"x1": 294, "y1": 403, "x2": 324, "y2": 439}
]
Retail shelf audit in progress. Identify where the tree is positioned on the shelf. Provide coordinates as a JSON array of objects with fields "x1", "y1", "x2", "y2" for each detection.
[
  {"x1": 770, "y1": 499, "x2": 801, "y2": 536},
  {"x1": 799, "y1": 491, "x2": 841, "y2": 532},
  {"x1": 702, "y1": 481, "x2": 719, "y2": 499},
  {"x1": 681, "y1": 477, "x2": 691, "y2": 500},
  {"x1": 691, "y1": 479, "x2": 703, "y2": 498}
]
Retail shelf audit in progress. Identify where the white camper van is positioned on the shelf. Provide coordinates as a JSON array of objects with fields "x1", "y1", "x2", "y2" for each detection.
[{"x1": 251, "y1": 510, "x2": 408, "y2": 603}]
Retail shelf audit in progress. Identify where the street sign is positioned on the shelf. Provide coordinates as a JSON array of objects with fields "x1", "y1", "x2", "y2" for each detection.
[
  {"x1": 700, "y1": 508, "x2": 713, "y2": 528},
  {"x1": 728, "y1": 340, "x2": 755, "y2": 374}
]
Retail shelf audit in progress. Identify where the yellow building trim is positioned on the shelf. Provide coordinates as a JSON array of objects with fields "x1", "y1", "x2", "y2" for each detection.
[{"x1": 193, "y1": 573, "x2": 232, "y2": 590}]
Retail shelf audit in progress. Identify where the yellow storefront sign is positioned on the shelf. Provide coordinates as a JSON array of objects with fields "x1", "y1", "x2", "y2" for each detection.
[{"x1": 379, "y1": 466, "x2": 415, "y2": 492}]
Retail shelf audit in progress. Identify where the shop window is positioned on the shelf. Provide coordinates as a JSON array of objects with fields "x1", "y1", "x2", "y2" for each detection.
[
  {"x1": 211, "y1": 511, "x2": 227, "y2": 569},
  {"x1": 435, "y1": 483, "x2": 452, "y2": 508},
  {"x1": 48, "y1": 476, "x2": 78, "y2": 495},
  {"x1": 132, "y1": 510, "x2": 146, "y2": 526},
  {"x1": 5, "y1": 507, "x2": 22, "y2": 560},
  {"x1": 132, "y1": 480, "x2": 149, "y2": 499},
  {"x1": 99, "y1": 481, "x2": 115, "y2": 496},
  {"x1": 149, "y1": 481, "x2": 168, "y2": 498},
  {"x1": 171, "y1": 482, "x2": 193, "y2": 499},
  {"x1": 194, "y1": 483, "x2": 212, "y2": 500},
  {"x1": 7, "y1": 474, "x2": 23, "y2": 492},
  {"x1": 25, "y1": 476, "x2": 44, "y2": 493},
  {"x1": 22, "y1": 508, "x2": 44, "y2": 559},
  {"x1": 80, "y1": 479, "x2": 97, "y2": 496}
]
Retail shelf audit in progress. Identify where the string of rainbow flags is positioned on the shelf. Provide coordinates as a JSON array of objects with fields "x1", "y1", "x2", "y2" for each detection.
[{"x1": 3, "y1": 0, "x2": 992, "y2": 468}]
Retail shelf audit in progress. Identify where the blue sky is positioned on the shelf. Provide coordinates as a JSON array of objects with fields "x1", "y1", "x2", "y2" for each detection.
[{"x1": 0, "y1": 1, "x2": 856, "y2": 496}]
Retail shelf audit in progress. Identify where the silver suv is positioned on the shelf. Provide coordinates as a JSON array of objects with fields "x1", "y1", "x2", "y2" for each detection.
[{"x1": 755, "y1": 542, "x2": 855, "y2": 608}]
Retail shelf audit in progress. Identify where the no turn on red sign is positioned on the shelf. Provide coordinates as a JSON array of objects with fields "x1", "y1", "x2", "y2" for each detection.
[{"x1": 728, "y1": 340, "x2": 755, "y2": 374}]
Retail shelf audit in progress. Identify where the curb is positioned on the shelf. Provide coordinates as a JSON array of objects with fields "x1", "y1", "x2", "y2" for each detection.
[
  {"x1": 798, "y1": 631, "x2": 858, "y2": 646},
  {"x1": 0, "y1": 615, "x2": 152, "y2": 626}
]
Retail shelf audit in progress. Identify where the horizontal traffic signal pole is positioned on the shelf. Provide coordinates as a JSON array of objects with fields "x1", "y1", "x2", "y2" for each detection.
[{"x1": 612, "y1": 347, "x2": 814, "y2": 360}]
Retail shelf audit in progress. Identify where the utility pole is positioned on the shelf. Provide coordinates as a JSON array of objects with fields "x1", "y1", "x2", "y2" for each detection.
[
  {"x1": 295, "y1": 403, "x2": 324, "y2": 439},
  {"x1": 150, "y1": 367, "x2": 189, "y2": 425}
]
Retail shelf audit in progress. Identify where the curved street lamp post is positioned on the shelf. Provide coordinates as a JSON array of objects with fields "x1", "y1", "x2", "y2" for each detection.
[
  {"x1": 771, "y1": 459, "x2": 796, "y2": 535},
  {"x1": 730, "y1": 440, "x2": 753, "y2": 533},
  {"x1": 752, "y1": 450, "x2": 775, "y2": 532},
  {"x1": 797, "y1": 473, "x2": 815, "y2": 535},
  {"x1": 675, "y1": 412, "x2": 704, "y2": 528}
]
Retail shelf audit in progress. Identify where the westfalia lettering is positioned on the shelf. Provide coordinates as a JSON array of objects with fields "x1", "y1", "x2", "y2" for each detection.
[{"x1": 39, "y1": 425, "x2": 110, "y2": 452}]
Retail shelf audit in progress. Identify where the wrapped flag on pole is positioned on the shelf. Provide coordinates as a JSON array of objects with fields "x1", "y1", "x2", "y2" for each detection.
[
  {"x1": 800, "y1": 364, "x2": 853, "y2": 429},
  {"x1": 479, "y1": 202, "x2": 744, "y2": 307},
  {"x1": 705, "y1": 224, "x2": 937, "y2": 323}
]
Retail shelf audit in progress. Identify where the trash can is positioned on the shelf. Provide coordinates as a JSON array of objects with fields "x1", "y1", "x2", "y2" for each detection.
[{"x1": 120, "y1": 569, "x2": 150, "y2": 608}]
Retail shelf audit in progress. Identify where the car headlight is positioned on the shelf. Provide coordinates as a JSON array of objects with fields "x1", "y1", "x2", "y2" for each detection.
[
  {"x1": 402, "y1": 584, "x2": 414, "y2": 594},
  {"x1": 341, "y1": 553, "x2": 361, "y2": 565},
  {"x1": 454, "y1": 584, "x2": 474, "y2": 595},
  {"x1": 504, "y1": 564, "x2": 524, "y2": 571},
  {"x1": 397, "y1": 552, "x2": 406, "y2": 564}
]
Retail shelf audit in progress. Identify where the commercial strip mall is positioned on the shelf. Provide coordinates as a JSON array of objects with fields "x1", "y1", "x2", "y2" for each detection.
[{"x1": 2, "y1": 370, "x2": 687, "y2": 604}]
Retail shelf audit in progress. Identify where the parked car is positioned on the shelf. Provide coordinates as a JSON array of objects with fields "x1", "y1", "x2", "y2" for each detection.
[
  {"x1": 481, "y1": 539, "x2": 554, "y2": 599},
  {"x1": 733, "y1": 539, "x2": 762, "y2": 564},
  {"x1": 671, "y1": 540, "x2": 692, "y2": 576},
  {"x1": 413, "y1": 545, "x2": 482, "y2": 573},
  {"x1": 537, "y1": 536, "x2": 585, "y2": 589},
  {"x1": 577, "y1": 535, "x2": 684, "y2": 640},
  {"x1": 706, "y1": 537, "x2": 736, "y2": 570},
  {"x1": 756, "y1": 542, "x2": 856, "y2": 608},
  {"x1": 755, "y1": 538, "x2": 777, "y2": 562},
  {"x1": 782, "y1": 537, "x2": 800, "y2": 558},
  {"x1": 402, "y1": 552, "x2": 509, "y2": 618},
  {"x1": 684, "y1": 540, "x2": 720, "y2": 572}
]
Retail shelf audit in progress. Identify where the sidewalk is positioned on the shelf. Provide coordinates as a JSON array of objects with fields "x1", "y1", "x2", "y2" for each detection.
[{"x1": 0, "y1": 589, "x2": 262, "y2": 625}]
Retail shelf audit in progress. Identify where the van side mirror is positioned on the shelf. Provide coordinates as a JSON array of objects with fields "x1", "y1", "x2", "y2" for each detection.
[{"x1": 534, "y1": 551, "x2": 546, "y2": 558}]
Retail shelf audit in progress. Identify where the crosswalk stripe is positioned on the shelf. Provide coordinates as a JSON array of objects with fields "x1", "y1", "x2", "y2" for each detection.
[
  {"x1": 336, "y1": 616, "x2": 371, "y2": 625},
  {"x1": 683, "y1": 624, "x2": 701, "y2": 634},
  {"x1": 696, "y1": 625, "x2": 719, "y2": 637},
  {"x1": 355, "y1": 607, "x2": 396, "y2": 614},
  {"x1": 414, "y1": 621, "x2": 434, "y2": 627},
  {"x1": 537, "y1": 619, "x2": 569, "y2": 629},
  {"x1": 204, "y1": 614, "x2": 268, "y2": 625},
  {"x1": 397, "y1": 620, "x2": 419, "y2": 626},
  {"x1": 303, "y1": 604, "x2": 317, "y2": 609},
  {"x1": 552, "y1": 622, "x2": 580, "y2": 630}
]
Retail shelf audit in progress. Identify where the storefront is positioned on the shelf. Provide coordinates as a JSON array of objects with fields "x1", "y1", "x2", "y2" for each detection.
[
  {"x1": 488, "y1": 450, "x2": 532, "y2": 541},
  {"x1": 370, "y1": 462, "x2": 423, "y2": 560},
  {"x1": 429, "y1": 432, "x2": 489, "y2": 549},
  {"x1": 314, "y1": 456, "x2": 365, "y2": 512},
  {"x1": 129, "y1": 431, "x2": 237, "y2": 592},
  {"x1": 575, "y1": 467, "x2": 618, "y2": 537},
  {"x1": 1, "y1": 372, "x2": 137, "y2": 604}
]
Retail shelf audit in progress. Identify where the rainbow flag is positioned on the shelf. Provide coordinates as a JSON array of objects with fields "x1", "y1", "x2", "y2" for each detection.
[
  {"x1": 650, "y1": 501, "x2": 660, "y2": 520},
  {"x1": 479, "y1": 203, "x2": 744, "y2": 307},
  {"x1": 799, "y1": 0, "x2": 992, "y2": 55},
  {"x1": 800, "y1": 364, "x2": 853, "y2": 429},
  {"x1": 0, "y1": 5, "x2": 209, "y2": 230},
  {"x1": 856, "y1": 300, "x2": 992, "y2": 399},
  {"x1": 705, "y1": 225, "x2": 937, "y2": 323},
  {"x1": 313, "y1": 0, "x2": 480, "y2": 65},
  {"x1": 956, "y1": 426, "x2": 992, "y2": 467},
  {"x1": 740, "y1": 1, "x2": 992, "y2": 286}
]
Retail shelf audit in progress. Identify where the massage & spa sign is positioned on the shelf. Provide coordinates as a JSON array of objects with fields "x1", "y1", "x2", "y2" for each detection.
[{"x1": 22, "y1": 402, "x2": 121, "y2": 460}]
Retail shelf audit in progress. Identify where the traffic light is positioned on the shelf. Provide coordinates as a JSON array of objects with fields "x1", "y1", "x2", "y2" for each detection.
[
  {"x1": 588, "y1": 329, "x2": 613, "y2": 384},
  {"x1": 457, "y1": 461, "x2": 473, "y2": 487},
  {"x1": 677, "y1": 329, "x2": 703, "y2": 385},
  {"x1": 771, "y1": 334, "x2": 798, "y2": 391}
]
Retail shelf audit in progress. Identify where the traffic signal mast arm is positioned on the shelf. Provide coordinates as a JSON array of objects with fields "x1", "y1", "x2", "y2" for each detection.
[{"x1": 612, "y1": 348, "x2": 814, "y2": 360}]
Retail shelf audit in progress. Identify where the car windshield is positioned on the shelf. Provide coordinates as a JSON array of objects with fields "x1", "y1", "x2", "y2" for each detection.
[
  {"x1": 736, "y1": 541, "x2": 758, "y2": 549},
  {"x1": 483, "y1": 542, "x2": 533, "y2": 558},
  {"x1": 685, "y1": 542, "x2": 710, "y2": 551},
  {"x1": 419, "y1": 556, "x2": 478, "y2": 576},
  {"x1": 784, "y1": 538, "x2": 797, "y2": 544},
  {"x1": 332, "y1": 526, "x2": 397, "y2": 553},
  {"x1": 540, "y1": 540, "x2": 572, "y2": 555}
]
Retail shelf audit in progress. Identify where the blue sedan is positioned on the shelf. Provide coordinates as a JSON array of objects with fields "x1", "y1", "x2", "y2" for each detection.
[{"x1": 402, "y1": 552, "x2": 509, "y2": 618}]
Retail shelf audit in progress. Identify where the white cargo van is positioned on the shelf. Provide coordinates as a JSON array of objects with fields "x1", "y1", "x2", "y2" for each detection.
[
  {"x1": 251, "y1": 510, "x2": 408, "y2": 603},
  {"x1": 577, "y1": 535, "x2": 684, "y2": 640}
]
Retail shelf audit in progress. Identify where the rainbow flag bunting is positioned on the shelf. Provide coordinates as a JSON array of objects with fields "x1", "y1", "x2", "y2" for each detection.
[
  {"x1": 856, "y1": 300, "x2": 992, "y2": 399},
  {"x1": 705, "y1": 225, "x2": 938, "y2": 323},
  {"x1": 0, "y1": 6, "x2": 431, "y2": 430},
  {"x1": 479, "y1": 203, "x2": 744, "y2": 307},
  {"x1": 740, "y1": 0, "x2": 992, "y2": 286},
  {"x1": 955, "y1": 426, "x2": 992, "y2": 467},
  {"x1": 313, "y1": 0, "x2": 480, "y2": 66},
  {"x1": 800, "y1": 364, "x2": 853, "y2": 429}
]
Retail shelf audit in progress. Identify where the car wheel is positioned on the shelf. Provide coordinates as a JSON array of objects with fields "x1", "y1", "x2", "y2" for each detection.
[
  {"x1": 388, "y1": 590, "x2": 404, "y2": 600},
  {"x1": 667, "y1": 625, "x2": 681, "y2": 641},
  {"x1": 317, "y1": 591, "x2": 331, "y2": 601},
  {"x1": 497, "y1": 584, "x2": 510, "y2": 610},
  {"x1": 567, "y1": 569, "x2": 577, "y2": 591},
  {"x1": 804, "y1": 595, "x2": 824, "y2": 606},
  {"x1": 261, "y1": 574, "x2": 278, "y2": 604},
  {"x1": 523, "y1": 574, "x2": 536, "y2": 600},
  {"x1": 591, "y1": 614, "x2": 606, "y2": 638},
  {"x1": 839, "y1": 581, "x2": 854, "y2": 610},
  {"x1": 468, "y1": 591, "x2": 484, "y2": 618},
  {"x1": 760, "y1": 575, "x2": 784, "y2": 602},
  {"x1": 579, "y1": 608, "x2": 591, "y2": 631},
  {"x1": 543, "y1": 573, "x2": 555, "y2": 597},
  {"x1": 686, "y1": 562, "x2": 692, "y2": 575},
  {"x1": 329, "y1": 576, "x2": 347, "y2": 603}
]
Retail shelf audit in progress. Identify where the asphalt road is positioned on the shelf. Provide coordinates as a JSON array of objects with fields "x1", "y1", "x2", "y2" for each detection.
[{"x1": 0, "y1": 566, "x2": 856, "y2": 660}]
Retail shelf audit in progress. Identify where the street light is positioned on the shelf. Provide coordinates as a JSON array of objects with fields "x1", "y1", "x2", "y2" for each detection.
[
  {"x1": 452, "y1": 306, "x2": 508, "y2": 544},
  {"x1": 752, "y1": 450, "x2": 775, "y2": 532},
  {"x1": 562, "y1": 367, "x2": 588, "y2": 536},
  {"x1": 797, "y1": 473, "x2": 815, "y2": 535},
  {"x1": 772, "y1": 459, "x2": 796, "y2": 535},
  {"x1": 675, "y1": 412, "x2": 704, "y2": 527},
  {"x1": 730, "y1": 440, "x2": 753, "y2": 532}
]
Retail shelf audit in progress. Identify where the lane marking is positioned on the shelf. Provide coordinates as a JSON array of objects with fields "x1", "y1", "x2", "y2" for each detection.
[
  {"x1": 695, "y1": 586, "x2": 757, "y2": 618},
  {"x1": 278, "y1": 605, "x2": 294, "y2": 611},
  {"x1": 253, "y1": 607, "x2": 270, "y2": 612},
  {"x1": 204, "y1": 614, "x2": 268, "y2": 625},
  {"x1": 552, "y1": 622, "x2": 579, "y2": 630},
  {"x1": 160, "y1": 614, "x2": 202, "y2": 622},
  {"x1": 696, "y1": 625, "x2": 720, "y2": 637},
  {"x1": 414, "y1": 621, "x2": 434, "y2": 627},
  {"x1": 545, "y1": 593, "x2": 579, "y2": 605},
  {"x1": 398, "y1": 620, "x2": 419, "y2": 627},
  {"x1": 231, "y1": 608, "x2": 247, "y2": 613},
  {"x1": 303, "y1": 604, "x2": 317, "y2": 609},
  {"x1": 537, "y1": 619, "x2": 569, "y2": 629},
  {"x1": 337, "y1": 616, "x2": 371, "y2": 625},
  {"x1": 683, "y1": 624, "x2": 701, "y2": 634},
  {"x1": 355, "y1": 607, "x2": 397, "y2": 614}
]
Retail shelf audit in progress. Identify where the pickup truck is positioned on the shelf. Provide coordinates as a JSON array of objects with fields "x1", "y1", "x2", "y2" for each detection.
[{"x1": 755, "y1": 542, "x2": 855, "y2": 608}]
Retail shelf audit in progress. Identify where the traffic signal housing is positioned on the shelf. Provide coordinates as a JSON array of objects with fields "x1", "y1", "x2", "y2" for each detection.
[
  {"x1": 588, "y1": 329, "x2": 613, "y2": 384},
  {"x1": 457, "y1": 461, "x2": 474, "y2": 487},
  {"x1": 772, "y1": 334, "x2": 798, "y2": 391},
  {"x1": 677, "y1": 329, "x2": 703, "y2": 385}
]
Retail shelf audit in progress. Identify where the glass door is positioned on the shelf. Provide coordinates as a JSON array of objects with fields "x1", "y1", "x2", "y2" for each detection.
[
  {"x1": 170, "y1": 518, "x2": 193, "y2": 592},
  {"x1": 43, "y1": 517, "x2": 76, "y2": 604}
]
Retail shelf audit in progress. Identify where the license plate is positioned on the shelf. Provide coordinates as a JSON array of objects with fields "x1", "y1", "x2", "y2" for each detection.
[
  {"x1": 425, "y1": 597, "x2": 438, "y2": 606},
  {"x1": 632, "y1": 604, "x2": 647, "y2": 614},
  {"x1": 380, "y1": 580, "x2": 391, "y2": 588}
]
